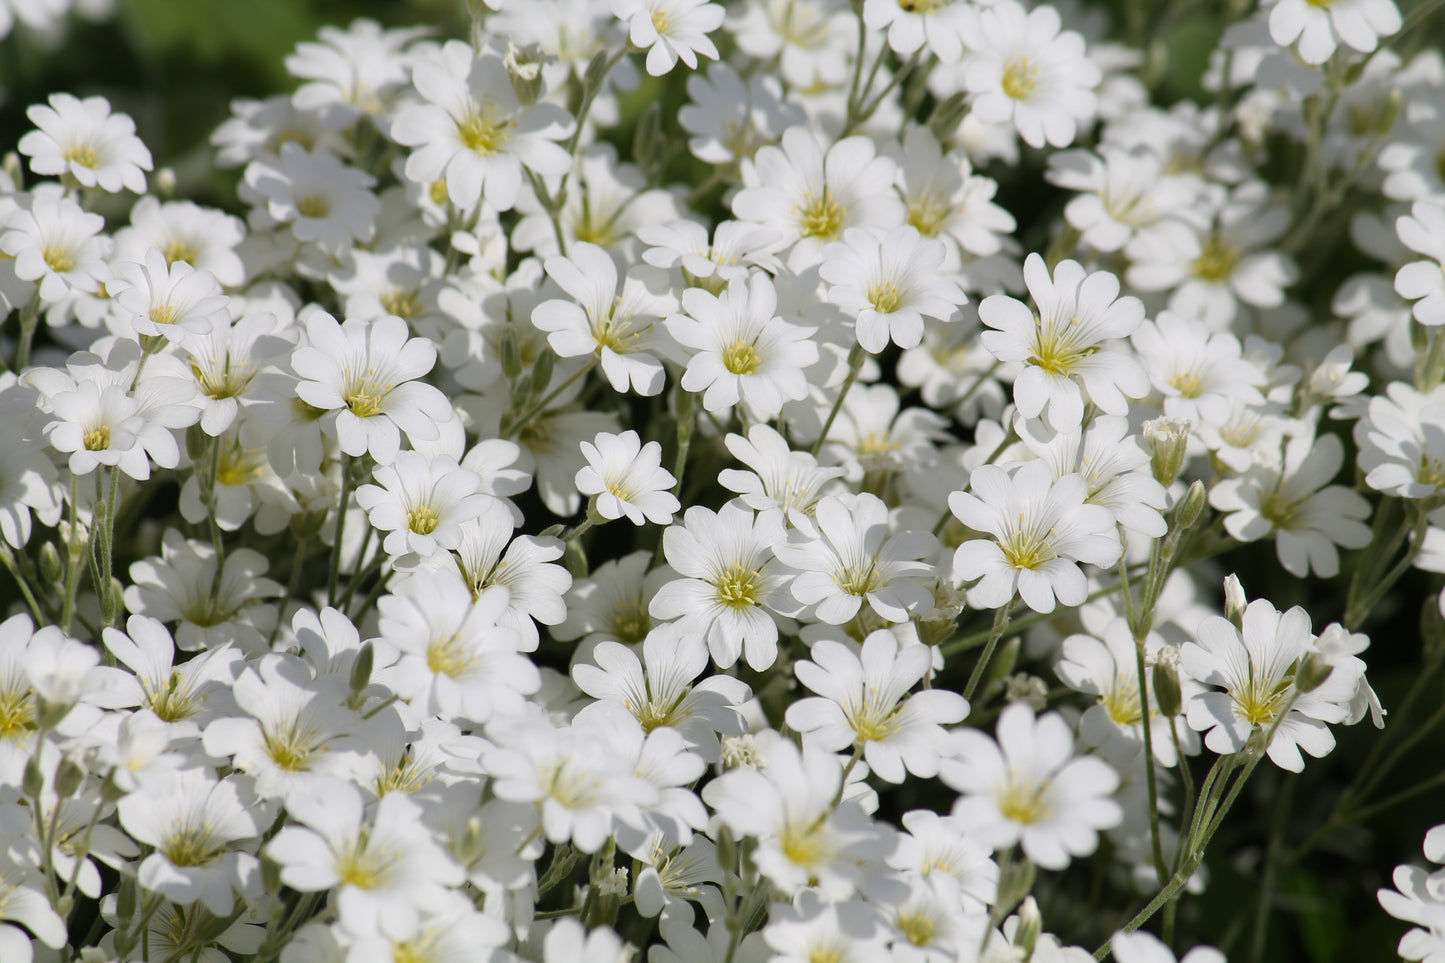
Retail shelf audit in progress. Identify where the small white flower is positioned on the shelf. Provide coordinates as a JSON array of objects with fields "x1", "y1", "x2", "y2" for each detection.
[
  {"x1": 950, "y1": 460, "x2": 1123, "y2": 613},
  {"x1": 666, "y1": 273, "x2": 817, "y2": 418},
  {"x1": 0, "y1": 191, "x2": 108, "y2": 305},
  {"x1": 1112, "y1": 931, "x2": 1225, "y2": 963},
  {"x1": 1267, "y1": 0, "x2": 1401, "y2": 65},
  {"x1": 19, "y1": 92, "x2": 152, "y2": 193},
  {"x1": 108, "y1": 248, "x2": 230, "y2": 343},
  {"x1": 941, "y1": 703, "x2": 1122, "y2": 869},
  {"x1": 960, "y1": 0, "x2": 1101, "y2": 149},
  {"x1": 1395, "y1": 200, "x2": 1445, "y2": 327},
  {"x1": 242, "y1": 143, "x2": 380, "y2": 255},
  {"x1": 864, "y1": 0, "x2": 968, "y2": 64},
  {"x1": 576, "y1": 429, "x2": 679, "y2": 526},
  {"x1": 291, "y1": 308, "x2": 454, "y2": 464},
  {"x1": 356, "y1": 452, "x2": 492, "y2": 558},
  {"x1": 820, "y1": 226, "x2": 966, "y2": 354},
  {"x1": 613, "y1": 0, "x2": 726, "y2": 76}
]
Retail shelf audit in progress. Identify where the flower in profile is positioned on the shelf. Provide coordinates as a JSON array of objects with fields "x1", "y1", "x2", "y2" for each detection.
[
  {"x1": 291, "y1": 308, "x2": 454, "y2": 464},
  {"x1": 950, "y1": 460, "x2": 1122, "y2": 613},
  {"x1": 821, "y1": 226, "x2": 966, "y2": 354},
  {"x1": 575, "y1": 429, "x2": 679, "y2": 526},
  {"x1": 941, "y1": 703, "x2": 1122, "y2": 870},
  {"x1": 612, "y1": 0, "x2": 726, "y2": 76},
  {"x1": 19, "y1": 92, "x2": 153, "y2": 193}
]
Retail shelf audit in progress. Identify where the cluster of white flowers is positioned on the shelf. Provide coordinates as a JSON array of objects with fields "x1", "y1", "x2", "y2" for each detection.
[{"x1": 0, "y1": 0, "x2": 1439, "y2": 960}]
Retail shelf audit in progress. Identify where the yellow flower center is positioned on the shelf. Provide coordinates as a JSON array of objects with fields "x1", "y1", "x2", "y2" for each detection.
[
  {"x1": 427, "y1": 632, "x2": 475, "y2": 678},
  {"x1": 150, "y1": 303, "x2": 179, "y2": 327},
  {"x1": 181, "y1": 593, "x2": 234, "y2": 628},
  {"x1": 835, "y1": 562, "x2": 880, "y2": 597},
  {"x1": 408, "y1": 505, "x2": 440, "y2": 536},
  {"x1": 1418, "y1": 455, "x2": 1445, "y2": 490},
  {"x1": 163, "y1": 239, "x2": 200, "y2": 266},
  {"x1": 83, "y1": 426, "x2": 111, "y2": 452},
  {"x1": 1169, "y1": 371, "x2": 1204, "y2": 398},
  {"x1": 381, "y1": 289, "x2": 421, "y2": 320},
  {"x1": 850, "y1": 687, "x2": 904, "y2": 743},
  {"x1": 797, "y1": 192, "x2": 844, "y2": 241},
  {"x1": 1002, "y1": 58, "x2": 1038, "y2": 100},
  {"x1": 1103, "y1": 677, "x2": 1143, "y2": 726},
  {"x1": 429, "y1": 180, "x2": 450, "y2": 206},
  {"x1": 1191, "y1": 234, "x2": 1240, "y2": 282},
  {"x1": 714, "y1": 563, "x2": 763, "y2": 609},
  {"x1": 868, "y1": 281, "x2": 902, "y2": 314},
  {"x1": 898, "y1": 0, "x2": 947, "y2": 11},
  {"x1": 651, "y1": 8, "x2": 670, "y2": 32},
  {"x1": 997, "y1": 778, "x2": 1050, "y2": 824},
  {"x1": 336, "y1": 833, "x2": 393, "y2": 889},
  {"x1": 0, "y1": 684, "x2": 35, "y2": 740},
  {"x1": 1259, "y1": 490, "x2": 1303, "y2": 530},
  {"x1": 161, "y1": 826, "x2": 225, "y2": 868},
  {"x1": 1234, "y1": 675, "x2": 1293, "y2": 727},
  {"x1": 610, "y1": 596, "x2": 651, "y2": 644},
  {"x1": 262, "y1": 719, "x2": 319, "y2": 772},
  {"x1": 998, "y1": 514, "x2": 1057, "y2": 570},
  {"x1": 295, "y1": 195, "x2": 330, "y2": 219},
  {"x1": 896, "y1": 910, "x2": 937, "y2": 946},
  {"x1": 722, "y1": 339, "x2": 762, "y2": 375},
  {"x1": 343, "y1": 370, "x2": 392, "y2": 418},
  {"x1": 64, "y1": 144, "x2": 99, "y2": 168},
  {"x1": 458, "y1": 106, "x2": 511, "y2": 156},
  {"x1": 781, "y1": 820, "x2": 831, "y2": 870},
  {"x1": 43, "y1": 245, "x2": 75, "y2": 274},
  {"x1": 907, "y1": 192, "x2": 950, "y2": 237},
  {"x1": 145, "y1": 671, "x2": 199, "y2": 723},
  {"x1": 1029, "y1": 316, "x2": 1101, "y2": 376}
]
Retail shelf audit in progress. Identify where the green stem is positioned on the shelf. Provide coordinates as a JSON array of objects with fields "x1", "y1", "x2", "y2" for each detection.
[
  {"x1": 963, "y1": 604, "x2": 1011, "y2": 703},
  {"x1": 503, "y1": 359, "x2": 594, "y2": 440},
  {"x1": 0, "y1": 546, "x2": 46, "y2": 624},
  {"x1": 14, "y1": 297, "x2": 39, "y2": 371},
  {"x1": 328, "y1": 456, "x2": 356, "y2": 607},
  {"x1": 1248, "y1": 777, "x2": 1295, "y2": 963},
  {"x1": 811, "y1": 344, "x2": 866, "y2": 457}
]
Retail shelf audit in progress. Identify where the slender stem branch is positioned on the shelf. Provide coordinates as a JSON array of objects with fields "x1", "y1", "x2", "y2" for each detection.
[
  {"x1": 328, "y1": 456, "x2": 356, "y2": 607},
  {"x1": 504, "y1": 359, "x2": 594, "y2": 440},
  {"x1": 963, "y1": 604, "x2": 1011, "y2": 703},
  {"x1": 811, "y1": 344, "x2": 866, "y2": 457}
]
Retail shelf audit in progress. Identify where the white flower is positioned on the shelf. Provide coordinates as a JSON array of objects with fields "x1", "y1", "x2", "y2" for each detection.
[
  {"x1": 390, "y1": 40, "x2": 574, "y2": 212},
  {"x1": 108, "y1": 248, "x2": 230, "y2": 342},
  {"x1": 98, "y1": 614, "x2": 240, "y2": 732},
  {"x1": 979, "y1": 253, "x2": 1147, "y2": 432},
  {"x1": 267, "y1": 779, "x2": 465, "y2": 941},
  {"x1": 356, "y1": 452, "x2": 491, "y2": 558},
  {"x1": 1267, "y1": 0, "x2": 1401, "y2": 65},
  {"x1": 820, "y1": 226, "x2": 966, "y2": 354},
  {"x1": 718, "y1": 423, "x2": 845, "y2": 520},
  {"x1": 891, "y1": 124, "x2": 1016, "y2": 263},
  {"x1": 639, "y1": 218, "x2": 782, "y2": 286},
  {"x1": 650, "y1": 500, "x2": 792, "y2": 670},
  {"x1": 576, "y1": 429, "x2": 679, "y2": 525},
  {"x1": 1180, "y1": 597, "x2": 1368, "y2": 772},
  {"x1": 666, "y1": 273, "x2": 817, "y2": 418},
  {"x1": 532, "y1": 241, "x2": 678, "y2": 396},
  {"x1": 376, "y1": 572, "x2": 539, "y2": 723},
  {"x1": 1046, "y1": 145, "x2": 1194, "y2": 253},
  {"x1": 19, "y1": 92, "x2": 152, "y2": 193},
  {"x1": 241, "y1": 143, "x2": 380, "y2": 255},
  {"x1": 864, "y1": 0, "x2": 967, "y2": 64},
  {"x1": 613, "y1": 0, "x2": 726, "y2": 76},
  {"x1": 889, "y1": 810, "x2": 999, "y2": 910},
  {"x1": 1356, "y1": 382, "x2": 1445, "y2": 498},
  {"x1": 572, "y1": 625, "x2": 751, "y2": 762},
  {"x1": 950, "y1": 460, "x2": 1123, "y2": 613},
  {"x1": 1209, "y1": 432, "x2": 1372, "y2": 578},
  {"x1": 1395, "y1": 200, "x2": 1445, "y2": 327},
  {"x1": 960, "y1": 0, "x2": 1101, "y2": 149},
  {"x1": 0, "y1": 191, "x2": 108, "y2": 305},
  {"x1": 677, "y1": 62, "x2": 801, "y2": 164},
  {"x1": 786, "y1": 630, "x2": 969, "y2": 783},
  {"x1": 774, "y1": 492, "x2": 936, "y2": 626},
  {"x1": 116, "y1": 768, "x2": 264, "y2": 915},
  {"x1": 291, "y1": 308, "x2": 453, "y2": 464},
  {"x1": 1379, "y1": 825, "x2": 1445, "y2": 963},
  {"x1": 733, "y1": 126, "x2": 904, "y2": 270},
  {"x1": 1112, "y1": 931, "x2": 1225, "y2": 963},
  {"x1": 941, "y1": 703, "x2": 1123, "y2": 870},
  {"x1": 1131, "y1": 311, "x2": 1265, "y2": 427}
]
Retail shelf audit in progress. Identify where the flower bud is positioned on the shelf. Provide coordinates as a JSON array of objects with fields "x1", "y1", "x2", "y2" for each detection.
[
  {"x1": 1015, "y1": 896, "x2": 1043, "y2": 962},
  {"x1": 1175, "y1": 479, "x2": 1207, "y2": 530},
  {"x1": 55, "y1": 754, "x2": 86, "y2": 798},
  {"x1": 524, "y1": 347, "x2": 556, "y2": 403},
  {"x1": 39, "y1": 541, "x2": 62, "y2": 583},
  {"x1": 633, "y1": 101, "x2": 666, "y2": 179},
  {"x1": 261, "y1": 853, "x2": 284, "y2": 897},
  {"x1": 500, "y1": 326, "x2": 523, "y2": 381},
  {"x1": 1143, "y1": 417, "x2": 1192, "y2": 487},
  {"x1": 1223, "y1": 574, "x2": 1247, "y2": 628},
  {"x1": 22, "y1": 753, "x2": 44, "y2": 798},
  {"x1": 988, "y1": 636, "x2": 1020, "y2": 690},
  {"x1": 583, "y1": 48, "x2": 614, "y2": 91},
  {"x1": 116, "y1": 874, "x2": 138, "y2": 925},
  {"x1": 1294, "y1": 652, "x2": 1334, "y2": 694},
  {"x1": 995, "y1": 855, "x2": 1037, "y2": 920},
  {"x1": 349, "y1": 641, "x2": 374, "y2": 697},
  {"x1": 155, "y1": 167, "x2": 177, "y2": 198},
  {"x1": 927, "y1": 91, "x2": 970, "y2": 143},
  {"x1": 1152, "y1": 659, "x2": 1182, "y2": 718},
  {"x1": 505, "y1": 41, "x2": 546, "y2": 106}
]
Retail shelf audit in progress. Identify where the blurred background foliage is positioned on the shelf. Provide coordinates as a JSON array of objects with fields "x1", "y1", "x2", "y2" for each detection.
[{"x1": 0, "y1": 2, "x2": 1440, "y2": 961}]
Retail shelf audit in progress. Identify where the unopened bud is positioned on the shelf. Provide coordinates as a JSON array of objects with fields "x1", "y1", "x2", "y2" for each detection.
[
  {"x1": 2, "y1": 152, "x2": 22, "y2": 190},
  {"x1": 633, "y1": 102, "x2": 666, "y2": 179},
  {"x1": 583, "y1": 48, "x2": 614, "y2": 91},
  {"x1": 1175, "y1": 479, "x2": 1207, "y2": 530},
  {"x1": 501, "y1": 326, "x2": 523, "y2": 381},
  {"x1": 261, "y1": 854, "x2": 284, "y2": 897},
  {"x1": 291, "y1": 508, "x2": 329, "y2": 540},
  {"x1": 988, "y1": 637, "x2": 1021, "y2": 690},
  {"x1": 1223, "y1": 574, "x2": 1248, "y2": 628},
  {"x1": 22, "y1": 753, "x2": 44, "y2": 798},
  {"x1": 349, "y1": 641, "x2": 374, "y2": 696},
  {"x1": 116, "y1": 875, "x2": 138, "y2": 923},
  {"x1": 716, "y1": 824, "x2": 737, "y2": 874},
  {"x1": 525, "y1": 348, "x2": 557, "y2": 401},
  {"x1": 39, "y1": 541, "x2": 62, "y2": 583},
  {"x1": 1152, "y1": 659, "x2": 1182, "y2": 718},
  {"x1": 1143, "y1": 417, "x2": 1192, "y2": 487},
  {"x1": 995, "y1": 856, "x2": 1037, "y2": 920},
  {"x1": 55, "y1": 755, "x2": 85, "y2": 797},
  {"x1": 187, "y1": 423, "x2": 209, "y2": 461},
  {"x1": 564, "y1": 537, "x2": 588, "y2": 579},
  {"x1": 35, "y1": 695, "x2": 72, "y2": 731},
  {"x1": 1015, "y1": 896, "x2": 1043, "y2": 962},
  {"x1": 927, "y1": 92, "x2": 969, "y2": 143},
  {"x1": 1294, "y1": 652, "x2": 1334, "y2": 694},
  {"x1": 155, "y1": 167, "x2": 177, "y2": 198},
  {"x1": 459, "y1": 815, "x2": 486, "y2": 865},
  {"x1": 505, "y1": 41, "x2": 546, "y2": 106},
  {"x1": 1374, "y1": 89, "x2": 1403, "y2": 137}
]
